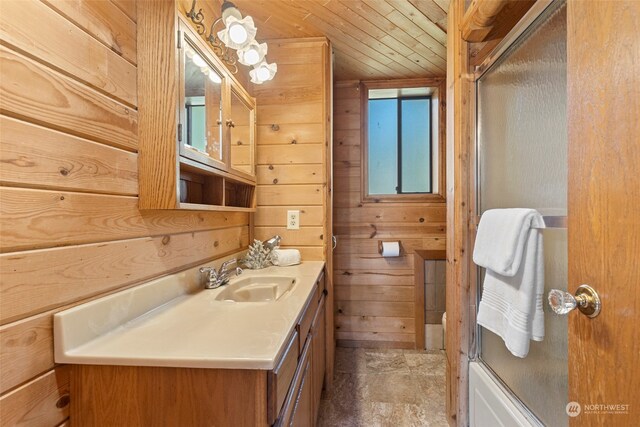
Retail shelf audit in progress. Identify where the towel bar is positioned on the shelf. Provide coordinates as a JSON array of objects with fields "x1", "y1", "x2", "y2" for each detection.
[
  {"x1": 475, "y1": 215, "x2": 567, "y2": 229},
  {"x1": 538, "y1": 216, "x2": 567, "y2": 228}
]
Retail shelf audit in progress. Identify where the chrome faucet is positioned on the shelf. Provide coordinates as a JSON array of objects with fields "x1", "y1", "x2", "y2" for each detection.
[
  {"x1": 263, "y1": 235, "x2": 282, "y2": 250},
  {"x1": 199, "y1": 258, "x2": 243, "y2": 289}
]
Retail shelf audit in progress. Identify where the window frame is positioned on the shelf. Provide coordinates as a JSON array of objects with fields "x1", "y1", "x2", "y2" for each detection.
[{"x1": 361, "y1": 79, "x2": 446, "y2": 203}]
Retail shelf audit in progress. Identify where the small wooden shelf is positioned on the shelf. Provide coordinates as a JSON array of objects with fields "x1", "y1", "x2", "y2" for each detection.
[
  {"x1": 178, "y1": 158, "x2": 256, "y2": 210},
  {"x1": 178, "y1": 203, "x2": 255, "y2": 212}
]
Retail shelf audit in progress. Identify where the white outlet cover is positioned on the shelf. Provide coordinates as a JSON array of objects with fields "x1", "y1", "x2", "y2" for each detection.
[{"x1": 287, "y1": 210, "x2": 300, "y2": 230}]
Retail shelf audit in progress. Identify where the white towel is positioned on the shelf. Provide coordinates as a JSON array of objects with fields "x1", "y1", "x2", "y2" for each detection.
[
  {"x1": 474, "y1": 209, "x2": 545, "y2": 358},
  {"x1": 272, "y1": 249, "x2": 301, "y2": 266}
]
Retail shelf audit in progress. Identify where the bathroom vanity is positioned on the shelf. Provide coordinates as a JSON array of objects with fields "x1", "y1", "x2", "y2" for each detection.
[{"x1": 54, "y1": 261, "x2": 327, "y2": 426}]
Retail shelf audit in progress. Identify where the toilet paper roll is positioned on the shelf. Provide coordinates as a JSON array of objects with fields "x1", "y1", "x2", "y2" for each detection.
[{"x1": 380, "y1": 241, "x2": 401, "y2": 257}]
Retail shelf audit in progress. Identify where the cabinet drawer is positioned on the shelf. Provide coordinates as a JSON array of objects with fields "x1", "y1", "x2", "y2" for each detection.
[
  {"x1": 267, "y1": 330, "x2": 299, "y2": 425},
  {"x1": 297, "y1": 287, "x2": 319, "y2": 353}
]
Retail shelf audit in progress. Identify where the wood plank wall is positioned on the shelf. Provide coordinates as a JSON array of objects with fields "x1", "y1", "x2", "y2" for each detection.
[
  {"x1": 252, "y1": 39, "x2": 331, "y2": 261},
  {"x1": 0, "y1": 1, "x2": 249, "y2": 425},
  {"x1": 332, "y1": 80, "x2": 446, "y2": 349}
]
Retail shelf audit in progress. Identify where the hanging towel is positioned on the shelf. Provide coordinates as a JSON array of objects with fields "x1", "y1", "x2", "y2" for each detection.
[{"x1": 474, "y1": 209, "x2": 545, "y2": 358}]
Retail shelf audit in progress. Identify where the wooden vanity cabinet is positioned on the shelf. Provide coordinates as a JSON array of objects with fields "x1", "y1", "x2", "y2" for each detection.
[
  {"x1": 70, "y1": 270, "x2": 328, "y2": 427},
  {"x1": 137, "y1": 2, "x2": 256, "y2": 211}
]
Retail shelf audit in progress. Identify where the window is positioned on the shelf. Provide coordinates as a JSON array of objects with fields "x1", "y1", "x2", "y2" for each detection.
[{"x1": 362, "y1": 81, "x2": 443, "y2": 202}]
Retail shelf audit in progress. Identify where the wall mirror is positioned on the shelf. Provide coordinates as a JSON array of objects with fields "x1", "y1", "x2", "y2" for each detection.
[{"x1": 182, "y1": 40, "x2": 225, "y2": 167}]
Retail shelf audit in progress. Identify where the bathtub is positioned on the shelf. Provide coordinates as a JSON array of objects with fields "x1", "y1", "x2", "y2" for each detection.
[{"x1": 469, "y1": 362, "x2": 542, "y2": 427}]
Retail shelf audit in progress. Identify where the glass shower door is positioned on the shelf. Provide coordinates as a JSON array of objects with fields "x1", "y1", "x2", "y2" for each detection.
[{"x1": 476, "y1": 3, "x2": 568, "y2": 426}]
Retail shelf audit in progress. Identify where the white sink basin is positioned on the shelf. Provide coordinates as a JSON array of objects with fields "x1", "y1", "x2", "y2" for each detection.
[{"x1": 214, "y1": 276, "x2": 297, "y2": 302}]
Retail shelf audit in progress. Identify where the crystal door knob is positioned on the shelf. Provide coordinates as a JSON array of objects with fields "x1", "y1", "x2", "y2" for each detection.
[{"x1": 548, "y1": 284, "x2": 601, "y2": 318}]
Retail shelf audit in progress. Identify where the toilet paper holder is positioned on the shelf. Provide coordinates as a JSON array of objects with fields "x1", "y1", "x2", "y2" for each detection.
[{"x1": 378, "y1": 240, "x2": 402, "y2": 256}]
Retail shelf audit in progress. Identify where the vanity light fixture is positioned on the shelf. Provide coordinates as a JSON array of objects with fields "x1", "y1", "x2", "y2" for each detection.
[
  {"x1": 186, "y1": 0, "x2": 278, "y2": 80},
  {"x1": 186, "y1": 0, "x2": 276, "y2": 80},
  {"x1": 249, "y1": 61, "x2": 277, "y2": 84}
]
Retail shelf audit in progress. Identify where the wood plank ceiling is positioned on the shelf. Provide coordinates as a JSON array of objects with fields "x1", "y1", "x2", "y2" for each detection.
[{"x1": 228, "y1": 0, "x2": 449, "y2": 80}]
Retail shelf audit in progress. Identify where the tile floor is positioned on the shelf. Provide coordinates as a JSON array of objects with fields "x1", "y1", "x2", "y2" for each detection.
[{"x1": 317, "y1": 347, "x2": 448, "y2": 427}]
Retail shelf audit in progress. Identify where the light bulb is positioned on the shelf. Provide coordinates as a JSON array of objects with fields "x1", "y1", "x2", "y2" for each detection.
[
  {"x1": 256, "y1": 65, "x2": 270, "y2": 81},
  {"x1": 238, "y1": 42, "x2": 267, "y2": 67},
  {"x1": 250, "y1": 61, "x2": 277, "y2": 84},
  {"x1": 243, "y1": 48, "x2": 260, "y2": 65},
  {"x1": 228, "y1": 22, "x2": 248, "y2": 45},
  {"x1": 191, "y1": 53, "x2": 206, "y2": 68},
  {"x1": 217, "y1": 16, "x2": 256, "y2": 50}
]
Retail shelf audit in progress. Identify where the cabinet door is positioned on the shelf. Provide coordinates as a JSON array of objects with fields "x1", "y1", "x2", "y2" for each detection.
[
  {"x1": 311, "y1": 294, "x2": 326, "y2": 425},
  {"x1": 228, "y1": 85, "x2": 256, "y2": 179},
  {"x1": 291, "y1": 350, "x2": 313, "y2": 427},
  {"x1": 277, "y1": 338, "x2": 313, "y2": 427},
  {"x1": 178, "y1": 22, "x2": 226, "y2": 172}
]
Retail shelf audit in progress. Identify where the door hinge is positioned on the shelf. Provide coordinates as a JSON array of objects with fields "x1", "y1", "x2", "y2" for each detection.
[
  {"x1": 177, "y1": 30, "x2": 182, "y2": 49},
  {"x1": 178, "y1": 123, "x2": 183, "y2": 142}
]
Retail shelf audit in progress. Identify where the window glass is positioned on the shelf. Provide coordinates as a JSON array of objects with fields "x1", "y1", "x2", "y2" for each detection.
[
  {"x1": 366, "y1": 91, "x2": 432, "y2": 195},
  {"x1": 368, "y1": 99, "x2": 398, "y2": 195},
  {"x1": 401, "y1": 98, "x2": 431, "y2": 193}
]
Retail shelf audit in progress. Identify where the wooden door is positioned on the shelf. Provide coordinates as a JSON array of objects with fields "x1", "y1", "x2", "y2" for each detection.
[{"x1": 567, "y1": 1, "x2": 640, "y2": 425}]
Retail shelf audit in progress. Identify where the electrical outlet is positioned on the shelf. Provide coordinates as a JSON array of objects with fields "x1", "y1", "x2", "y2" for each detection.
[{"x1": 287, "y1": 210, "x2": 300, "y2": 230}]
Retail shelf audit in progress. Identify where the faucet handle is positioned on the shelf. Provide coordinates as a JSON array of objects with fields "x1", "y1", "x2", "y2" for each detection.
[
  {"x1": 218, "y1": 258, "x2": 237, "y2": 274},
  {"x1": 199, "y1": 266, "x2": 217, "y2": 278}
]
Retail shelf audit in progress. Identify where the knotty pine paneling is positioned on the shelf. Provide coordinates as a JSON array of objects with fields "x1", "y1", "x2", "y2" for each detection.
[
  {"x1": 0, "y1": 226, "x2": 249, "y2": 324},
  {"x1": 333, "y1": 80, "x2": 446, "y2": 349},
  {"x1": 0, "y1": 116, "x2": 138, "y2": 196},
  {"x1": 0, "y1": 368, "x2": 70, "y2": 427},
  {"x1": 0, "y1": 46, "x2": 137, "y2": 152},
  {"x1": 0, "y1": 0, "x2": 137, "y2": 106},
  {"x1": 256, "y1": 164, "x2": 324, "y2": 186},
  {"x1": 252, "y1": 39, "x2": 331, "y2": 260},
  {"x1": 111, "y1": 0, "x2": 137, "y2": 23},
  {"x1": 41, "y1": 0, "x2": 137, "y2": 65},
  {"x1": 0, "y1": 2, "x2": 249, "y2": 425},
  {"x1": 336, "y1": 315, "x2": 415, "y2": 333},
  {"x1": 0, "y1": 313, "x2": 54, "y2": 394},
  {"x1": 257, "y1": 123, "x2": 325, "y2": 145},
  {"x1": 334, "y1": 269, "x2": 415, "y2": 287}
]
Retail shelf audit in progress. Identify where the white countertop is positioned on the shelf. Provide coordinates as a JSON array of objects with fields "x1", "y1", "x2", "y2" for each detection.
[{"x1": 54, "y1": 260, "x2": 325, "y2": 370}]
